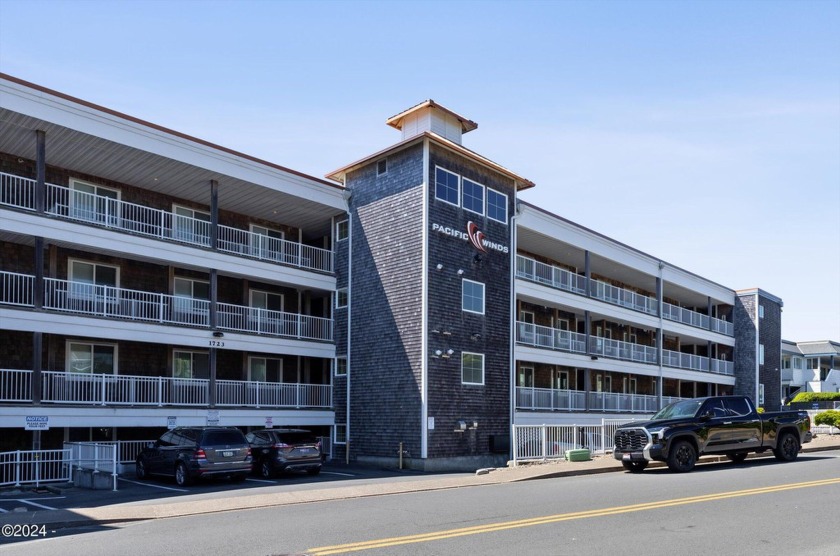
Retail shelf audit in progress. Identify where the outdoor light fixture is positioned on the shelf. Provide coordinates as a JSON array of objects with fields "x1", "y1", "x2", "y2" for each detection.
[
  {"x1": 434, "y1": 350, "x2": 442, "y2": 357},
  {"x1": 212, "y1": 331, "x2": 224, "y2": 338},
  {"x1": 436, "y1": 263, "x2": 443, "y2": 270},
  {"x1": 471, "y1": 333, "x2": 481, "y2": 340},
  {"x1": 446, "y1": 349, "x2": 454, "y2": 356},
  {"x1": 457, "y1": 269, "x2": 464, "y2": 275},
  {"x1": 454, "y1": 420, "x2": 467, "y2": 433}
]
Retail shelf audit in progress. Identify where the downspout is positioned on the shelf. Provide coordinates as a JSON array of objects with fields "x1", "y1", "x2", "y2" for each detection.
[
  {"x1": 420, "y1": 138, "x2": 430, "y2": 460},
  {"x1": 509, "y1": 203, "x2": 519, "y2": 457},
  {"x1": 346, "y1": 203, "x2": 353, "y2": 465},
  {"x1": 657, "y1": 261, "x2": 664, "y2": 406}
]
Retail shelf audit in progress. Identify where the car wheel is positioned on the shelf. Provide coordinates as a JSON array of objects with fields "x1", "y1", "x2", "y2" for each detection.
[
  {"x1": 175, "y1": 462, "x2": 192, "y2": 486},
  {"x1": 135, "y1": 457, "x2": 148, "y2": 480},
  {"x1": 667, "y1": 440, "x2": 697, "y2": 473},
  {"x1": 727, "y1": 452, "x2": 748, "y2": 464},
  {"x1": 307, "y1": 466, "x2": 322, "y2": 476},
  {"x1": 773, "y1": 432, "x2": 800, "y2": 462},
  {"x1": 621, "y1": 460, "x2": 647, "y2": 473},
  {"x1": 260, "y1": 461, "x2": 275, "y2": 479}
]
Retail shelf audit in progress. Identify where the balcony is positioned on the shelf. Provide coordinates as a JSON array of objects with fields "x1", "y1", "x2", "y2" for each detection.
[
  {"x1": 516, "y1": 255, "x2": 587, "y2": 295},
  {"x1": 662, "y1": 349, "x2": 734, "y2": 376},
  {"x1": 588, "y1": 336, "x2": 658, "y2": 365},
  {"x1": 516, "y1": 254, "x2": 734, "y2": 336},
  {"x1": 590, "y1": 279, "x2": 657, "y2": 315},
  {"x1": 0, "y1": 369, "x2": 332, "y2": 409},
  {"x1": 1, "y1": 271, "x2": 333, "y2": 342},
  {"x1": 663, "y1": 301, "x2": 733, "y2": 336},
  {"x1": 515, "y1": 322, "x2": 586, "y2": 354},
  {"x1": 515, "y1": 386, "x2": 683, "y2": 414},
  {"x1": 0, "y1": 173, "x2": 333, "y2": 273}
]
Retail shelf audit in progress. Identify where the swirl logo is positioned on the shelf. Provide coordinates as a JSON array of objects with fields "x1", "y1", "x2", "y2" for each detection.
[{"x1": 467, "y1": 221, "x2": 487, "y2": 253}]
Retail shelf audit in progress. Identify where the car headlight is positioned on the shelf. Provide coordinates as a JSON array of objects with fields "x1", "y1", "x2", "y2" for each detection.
[{"x1": 647, "y1": 427, "x2": 669, "y2": 441}]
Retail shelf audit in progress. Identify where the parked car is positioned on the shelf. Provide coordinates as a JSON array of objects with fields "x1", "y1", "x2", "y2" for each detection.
[
  {"x1": 136, "y1": 426, "x2": 252, "y2": 486},
  {"x1": 246, "y1": 428, "x2": 322, "y2": 478}
]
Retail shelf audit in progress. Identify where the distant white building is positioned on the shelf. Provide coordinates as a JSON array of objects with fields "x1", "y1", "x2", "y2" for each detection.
[{"x1": 782, "y1": 340, "x2": 840, "y2": 397}]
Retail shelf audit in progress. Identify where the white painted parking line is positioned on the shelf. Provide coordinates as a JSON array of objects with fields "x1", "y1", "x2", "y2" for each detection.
[
  {"x1": 119, "y1": 478, "x2": 189, "y2": 492},
  {"x1": 0, "y1": 507, "x2": 8, "y2": 513},
  {"x1": 18, "y1": 499, "x2": 57, "y2": 511},
  {"x1": 245, "y1": 478, "x2": 275, "y2": 484},
  {"x1": 321, "y1": 471, "x2": 356, "y2": 477},
  {"x1": 0, "y1": 496, "x2": 66, "y2": 500}
]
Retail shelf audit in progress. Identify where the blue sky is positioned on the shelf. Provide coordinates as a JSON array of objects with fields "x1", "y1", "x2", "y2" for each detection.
[{"x1": 1, "y1": 0, "x2": 838, "y2": 341}]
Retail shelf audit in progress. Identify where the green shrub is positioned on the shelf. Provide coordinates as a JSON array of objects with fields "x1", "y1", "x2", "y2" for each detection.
[
  {"x1": 814, "y1": 410, "x2": 840, "y2": 429},
  {"x1": 790, "y1": 392, "x2": 840, "y2": 403}
]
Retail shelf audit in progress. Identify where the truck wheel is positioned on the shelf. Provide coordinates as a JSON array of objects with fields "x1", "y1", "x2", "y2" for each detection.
[
  {"x1": 622, "y1": 461, "x2": 647, "y2": 473},
  {"x1": 727, "y1": 452, "x2": 748, "y2": 464},
  {"x1": 773, "y1": 432, "x2": 800, "y2": 462},
  {"x1": 667, "y1": 440, "x2": 697, "y2": 472}
]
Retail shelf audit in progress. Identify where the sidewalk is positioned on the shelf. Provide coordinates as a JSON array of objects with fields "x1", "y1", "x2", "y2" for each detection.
[{"x1": 3, "y1": 434, "x2": 838, "y2": 532}]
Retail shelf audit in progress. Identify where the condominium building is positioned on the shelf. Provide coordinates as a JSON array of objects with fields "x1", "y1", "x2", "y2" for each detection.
[
  {"x1": 782, "y1": 340, "x2": 840, "y2": 398},
  {"x1": 0, "y1": 76, "x2": 782, "y2": 469}
]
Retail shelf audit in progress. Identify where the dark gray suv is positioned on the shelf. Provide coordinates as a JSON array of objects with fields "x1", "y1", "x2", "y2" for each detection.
[
  {"x1": 246, "y1": 429, "x2": 322, "y2": 478},
  {"x1": 136, "y1": 427, "x2": 252, "y2": 486}
]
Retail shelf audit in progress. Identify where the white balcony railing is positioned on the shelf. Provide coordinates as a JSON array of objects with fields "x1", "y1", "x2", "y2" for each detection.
[
  {"x1": 515, "y1": 322, "x2": 586, "y2": 354},
  {"x1": 589, "y1": 336, "x2": 658, "y2": 364},
  {"x1": 587, "y1": 392, "x2": 682, "y2": 413},
  {"x1": 662, "y1": 349, "x2": 734, "y2": 376},
  {"x1": 0, "y1": 273, "x2": 332, "y2": 342},
  {"x1": 516, "y1": 255, "x2": 587, "y2": 295},
  {"x1": 515, "y1": 387, "x2": 682, "y2": 414},
  {"x1": 0, "y1": 369, "x2": 332, "y2": 408},
  {"x1": 0, "y1": 173, "x2": 332, "y2": 273},
  {"x1": 590, "y1": 280, "x2": 657, "y2": 315},
  {"x1": 663, "y1": 301, "x2": 734, "y2": 337},
  {"x1": 0, "y1": 271, "x2": 34, "y2": 307},
  {"x1": 216, "y1": 380, "x2": 332, "y2": 408},
  {"x1": 515, "y1": 386, "x2": 587, "y2": 411}
]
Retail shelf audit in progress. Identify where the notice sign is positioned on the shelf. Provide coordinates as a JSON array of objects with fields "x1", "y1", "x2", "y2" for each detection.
[
  {"x1": 206, "y1": 410, "x2": 220, "y2": 426},
  {"x1": 167, "y1": 416, "x2": 177, "y2": 430},
  {"x1": 265, "y1": 417, "x2": 274, "y2": 429},
  {"x1": 25, "y1": 416, "x2": 49, "y2": 430}
]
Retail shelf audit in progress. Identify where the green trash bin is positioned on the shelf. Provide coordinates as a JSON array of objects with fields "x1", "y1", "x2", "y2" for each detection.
[{"x1": 565, "y1": 449, "x2": 591, "y2": 462}]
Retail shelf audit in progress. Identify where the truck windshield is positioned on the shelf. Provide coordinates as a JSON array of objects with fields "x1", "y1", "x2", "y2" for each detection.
[{"x1": 652, "y1": 399, "x2": 704, "y2": 420}]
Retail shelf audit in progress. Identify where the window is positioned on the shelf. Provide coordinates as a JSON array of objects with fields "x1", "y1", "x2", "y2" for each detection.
[
  {"x1": 461, "y1": 279, "x2": 485, "y2": 314},
  {"x1": 248, "y1": 357, "x2": 282, "y2": 382},
  {"x1": 759, "y1": 305, "x2": 765, "y2": 319},
  {"x1": 461, "y1": 178, "x2": 484, "y2": 215},
  {"x1": 377, "y1": 159, "x2": 388, "y2": 175},
  {"x1": 435, "y1": 167, "x2": 459, "y2": 206},
  {"x1": 759, "y1": 344, "x2": 765, "y2": 365},
  {"x1": 334, "y1": 424, "x2": 347, "y2": 445},
  {"x1": 807, "y1": 358, "x2": 819, "y2": 370},
  {"x1": 487, "y1": 188, "x2": 508, "y2": 223},
  {"x1": 335, "y1": 288, "x2": 348, "y2": 309},
  {"x1": 173, "y1": 277, "x2": 210, "y2": 322},
  {"x1": 173, "y1": 351, "x2": 209, "y2": 379},
  {"x1": 250, "y1": 225, "x2": 284, "y2": 259},
  {"x1": 70, "y1": 179, "x2": 120, "y2": 225},
  {"x1": 173, "y1": 205, "x2": 211, "y2": 245},
  {"x1": 69, "y1": 260, "x2": 118, "y2": 304},
  {"x1": 334, "y1": 356, "x2": 347, "y2": 376},
  {"x1": 461, "y1": 352, "x2": 484, "y2": 385},
  {"x1": 67, "y1": 342, "x2": 116, "y2": 374},
  {"x1": 793, "y1": 357, "x2": 803, "y2": 369},
  {"x1": 782, "y1": 356, "x2": 791, "y2": 369},
  {"x1": 250, "y1": 290, "x2": 284, "y2": 312},
  {"x1": 336, "y1": 219, "x2": 349, "y2": 241},
  {"x1": 553, "y1": 370, "x2": 568, "y2": 390},
  {"x1": 518, "y1": 366, "x2": 534, "y2": 387}
]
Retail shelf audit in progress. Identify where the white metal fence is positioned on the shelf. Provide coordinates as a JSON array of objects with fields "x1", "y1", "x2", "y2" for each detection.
[
  {"x1": 64, "y1": 442, "x2": 119, "y2": 491},
  {"x1": 511, "y1": 418, "x2": 646, "y2": 466},
  {"x1": 0, "y1": 449, "x2": 72, "y2": 488}
]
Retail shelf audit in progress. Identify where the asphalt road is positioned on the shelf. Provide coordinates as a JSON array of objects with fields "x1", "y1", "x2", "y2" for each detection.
[{"x1": 3, "y1": 450, "x2": 839, "y2": 555}]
